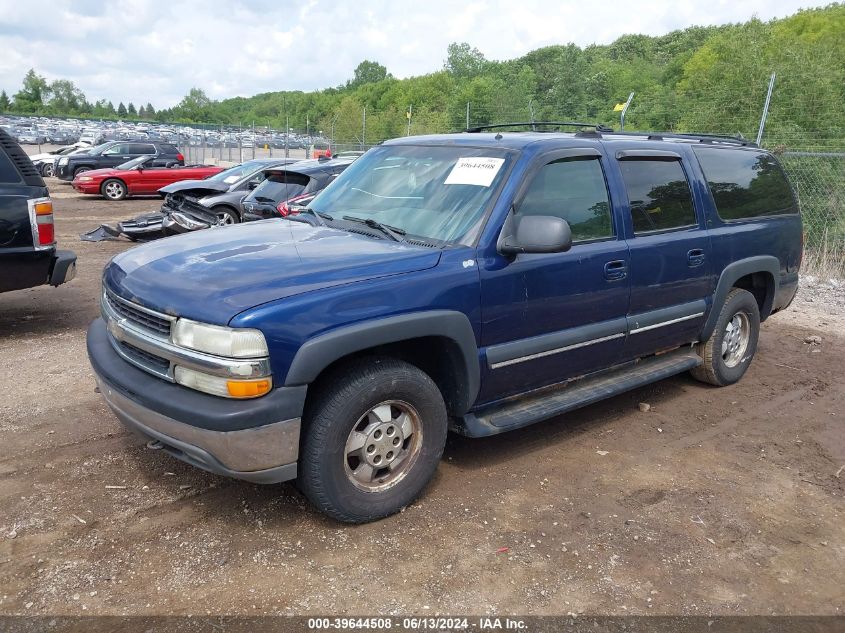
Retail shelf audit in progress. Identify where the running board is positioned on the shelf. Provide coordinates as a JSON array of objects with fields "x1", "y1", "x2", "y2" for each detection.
[{"x1": 454, "y1": 348, "x2": 702, "y2": 437}]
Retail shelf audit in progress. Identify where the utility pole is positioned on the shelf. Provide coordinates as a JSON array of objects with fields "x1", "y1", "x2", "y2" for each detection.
[
  {"x1": 756, "y1": 72, "x2": 776, "y2": 146},
  {"x1": 407, "y1": 104, "x2": 412, "y2": 136},
  {"x1": 362, "y1": 107, "x2": 366, "y2": 151},
  {"x1": 466, "y1": 102, "x2": 470, "y2": 130}
]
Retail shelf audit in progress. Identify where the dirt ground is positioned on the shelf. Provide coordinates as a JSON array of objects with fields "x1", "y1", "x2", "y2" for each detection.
[{"x1": 0, "y1": 172, "x2": 843, "y2": 618}]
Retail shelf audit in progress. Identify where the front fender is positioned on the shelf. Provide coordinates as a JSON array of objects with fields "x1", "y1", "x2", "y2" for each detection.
[{"x1": 284, "y1": 310, "x2": 480, "y2": 414}]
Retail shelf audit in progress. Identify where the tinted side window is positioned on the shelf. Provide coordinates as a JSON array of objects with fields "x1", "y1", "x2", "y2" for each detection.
[
  {"x1": 129, "y1": 144, "x2": 156, "y2": 155},
  {"x1": 619, "y1": 159, "x2": 696, "y2": 233},
  {"x1": 517, "y1": 158, "x2": 613, "y2": 241},
  {"x1": 161, "y1": 144, "x2": 179, "y2": 154},
  {"x1": 0, "y1": 150, "x2": 23, "y2": 184},
  {"x1": 693, "y1": 147, "x2": 797, "y2": 220}
]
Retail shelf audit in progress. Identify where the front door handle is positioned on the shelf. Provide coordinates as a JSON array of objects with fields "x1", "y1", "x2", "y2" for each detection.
[
  {"x1": 604, "y1": 260, "x2": 627, "y2": 281},
  {"x1": 687, "y1": 249, "x2": 706, "y2": 267}
]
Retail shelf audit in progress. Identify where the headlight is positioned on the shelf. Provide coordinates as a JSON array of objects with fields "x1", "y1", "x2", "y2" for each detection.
[
  {"x1": 174, "y1": 366, "x2": 272, "y2": 398},
  {"x1": 171, "y1": 318, "x2": 268, "y2": 358},
  {"x1": 58, "y1": 157, "x2": 69, "y2": 165},
  {"x1": 78, "y1": 176, "x2": 93, "y2": 182}
]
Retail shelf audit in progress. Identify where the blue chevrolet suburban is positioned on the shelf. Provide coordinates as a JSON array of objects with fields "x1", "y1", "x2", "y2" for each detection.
[{"x1": 87, "y1": 124, "x2": 802, "y2": 522}]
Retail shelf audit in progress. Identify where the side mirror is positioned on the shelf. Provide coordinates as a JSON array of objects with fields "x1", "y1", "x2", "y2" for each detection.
[
  {"x1": 247, "y1": 181, "x2": 259, "y2": 190},
  {"x1": 499, "y1": 214, "x2": 572, "y2": 255}
]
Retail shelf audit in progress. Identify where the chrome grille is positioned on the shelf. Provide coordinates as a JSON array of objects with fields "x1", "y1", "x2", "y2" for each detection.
[
  {"x1": 105, "y1": 289, "x2": 173, "y2": 336},
  {"x1": 119, "y1": 341, "x2": 170, "y2": 373}
]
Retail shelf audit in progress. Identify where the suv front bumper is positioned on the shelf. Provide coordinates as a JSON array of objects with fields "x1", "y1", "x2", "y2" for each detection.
[{"x1": 87, "y1": 318, "x2": 305, "y2": 483}]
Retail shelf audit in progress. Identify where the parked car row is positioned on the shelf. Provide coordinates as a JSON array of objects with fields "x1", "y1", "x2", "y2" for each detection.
[
  {"x1": 81, "y1": 156, "x2": 357, "y2": 241},
  {"x1": 0, "y1": 114, "x2": 331, "y2": 154}
]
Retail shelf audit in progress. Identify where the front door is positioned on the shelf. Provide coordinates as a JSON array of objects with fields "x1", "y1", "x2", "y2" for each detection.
[
  {"x1": 478, "y1": 149, "x2": 630, "y2": 404},
  {"x1": 614, "y1": 150, "x2": 714, "y2": 360}
]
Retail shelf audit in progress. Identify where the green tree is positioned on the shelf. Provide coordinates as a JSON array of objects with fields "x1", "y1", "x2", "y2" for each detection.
[
  {"x1": 48, "y1": 79, "x2": 86, "y2": 113},
  {"x1": 12, "y1": 69, "x2": 50, "y2": 112},
  {"x1": 0, "y1": 90, "x2": 9, "y2": 111},
  {"x1": 145, "y1": 102, "x2": 155, "y2": 117},
  {"x1": 347, "y1": 60, "x2": 390, "y2": 89},
  {"x1": 444, "y1": 42, "x2": 489, "y2": 79},
  {"x1": 174, "y1": 87, "x2": 214, "y2": 122},
  {"x1": 138, "y1": 105, "x2": 146, "y2": 118},
  {"x1": 117, "y1": 101, "x2": 127, "y2": 116},
  {"x1": 127, "y1": 102, "x2": 137, "y2": 117}
]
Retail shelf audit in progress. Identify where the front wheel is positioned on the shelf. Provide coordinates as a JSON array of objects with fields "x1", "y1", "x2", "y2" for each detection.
[
  {"x1": 101, "y1": 179, "x2": 128, "y2": 201},
  {"x1": 298, "y1": 357, "x2": 448, "y2": 523},
  {"x1": 690, "y1": 288, "x2": 760, "y2": 386},
  {"x1": 41, "y1": 163, "x2": 55, "y2": 178},
  {"x1": 213, "y1": 206, "x2": 240, "y2": 225}
]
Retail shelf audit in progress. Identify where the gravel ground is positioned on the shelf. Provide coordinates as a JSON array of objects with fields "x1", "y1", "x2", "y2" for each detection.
[{"x1": 0, "y1": 171, "x2": 842, "y2": 618}]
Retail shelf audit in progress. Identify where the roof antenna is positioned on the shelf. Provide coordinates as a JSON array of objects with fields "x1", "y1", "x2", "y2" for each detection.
[{"x1": 494, "y1": 132, "x2": 503, "y2": 140}]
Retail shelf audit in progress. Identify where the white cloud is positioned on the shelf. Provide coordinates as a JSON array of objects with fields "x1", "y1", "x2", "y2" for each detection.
[{"x1": 0, "y1": 0, "x2": 829, "y2": 108}]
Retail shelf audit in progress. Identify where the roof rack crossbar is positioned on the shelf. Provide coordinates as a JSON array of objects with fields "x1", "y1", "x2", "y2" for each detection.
[{"x1": 465, "y1": 121, "x2": 604, "y2": 133}]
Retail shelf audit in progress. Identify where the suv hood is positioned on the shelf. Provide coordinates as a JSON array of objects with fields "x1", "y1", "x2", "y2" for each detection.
[
  {"x1": 159, "y1": 179, "x2": 230, "y2": 196},
  {"x1": 105, "y1": 220, "x2": 441, "y2": 325}
]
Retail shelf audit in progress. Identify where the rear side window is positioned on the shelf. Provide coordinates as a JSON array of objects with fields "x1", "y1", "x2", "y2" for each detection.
[
  {"x1": 129, "y1": 144, "x2": 156, "y2": 155},
  {"x1": 0, "y1": 150, "x2": 23, "y2": 184},
  {"x1": 161, "y1": 144, "x2": 179, "y2": 154},
  {"x1": 693, "y1": 147, "x2": 798, "y2": 220},
  {"x1": 249, "y1": 172, "x2": 311, "y2": 203},
  {"x1": 517, "y1": 157, "x2": 613, "y2": 241},
  {"x1": 619, "y1": 159, "x2": 696, "y2": 234}
]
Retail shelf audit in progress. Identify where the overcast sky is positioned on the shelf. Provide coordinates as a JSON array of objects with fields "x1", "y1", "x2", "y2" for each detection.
[{"x1": 0, "y1": 0, "x2": 829, "y2": 108}]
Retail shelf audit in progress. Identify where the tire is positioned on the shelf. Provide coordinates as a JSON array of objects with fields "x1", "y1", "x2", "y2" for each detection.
[
  {"x1": 41, "y1": 163, "x2": 55, "y2": 178},
  {"x1": 690, "y1": 288, "x2": 760, "y2": 386},
  {"x1": 73, "y1": 166, "x2": 91, "y2": 178},
  {"x1": 213, "y1": 206, "x2": 240, "y2": 225},
  {"x1": 101, "y1": 179, "x2": 127, "y2": 201},
  {"x1": 298, "y1": 357, "x2": 448, "y2": 523}
]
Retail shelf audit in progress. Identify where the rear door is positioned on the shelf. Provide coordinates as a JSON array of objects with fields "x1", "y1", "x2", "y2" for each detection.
[
  {"x1": 613, "y1": 148, "x2": 714, "y2": 360},
  {"x1": 100, "y1": 143, "x2": 133, "y2": 168}
]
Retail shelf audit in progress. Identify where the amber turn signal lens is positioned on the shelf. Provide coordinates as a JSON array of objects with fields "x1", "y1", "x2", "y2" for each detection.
[
  {"x1": 226, "y1": 378, "x2": 272, "y2": 398},
  {"x1": 34, "y1": 201, "x2": 53, "y2": 216}
]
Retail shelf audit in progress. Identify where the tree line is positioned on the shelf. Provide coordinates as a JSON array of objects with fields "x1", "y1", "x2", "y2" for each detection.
[{"x1": 1, "y1": 4, "x2": 842, "y2": 147}]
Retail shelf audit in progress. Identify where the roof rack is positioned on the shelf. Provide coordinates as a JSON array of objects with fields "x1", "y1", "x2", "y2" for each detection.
[
  {"x1": 465, "y1": 121, "x2": 612, "y2": 133},
  {"x1": 576, "y1": 129, "x2": 755, "y2": 147},
  {"x1": 463, "y1": 123, "x2": 754, "y2": 147}
]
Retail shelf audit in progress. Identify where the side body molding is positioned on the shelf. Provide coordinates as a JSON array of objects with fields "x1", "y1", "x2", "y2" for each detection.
[
  {"x1": 701, "y1": 255, "x2": 780, "y2": 341},
  {"x1": 284, "y1": 311, "x2": 480, "y2": 414}
]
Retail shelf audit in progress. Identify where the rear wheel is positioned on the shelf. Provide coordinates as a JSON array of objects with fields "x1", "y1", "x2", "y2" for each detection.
[
  {"x1": 690, "y1": 288, "x2": 760, "y2": 386},
  {"x1": 298, "y1": 357, "x2": 448, "y2": 523},
  {"x1": 101, "y1": 179, "x2": 128, "y2": 201}
]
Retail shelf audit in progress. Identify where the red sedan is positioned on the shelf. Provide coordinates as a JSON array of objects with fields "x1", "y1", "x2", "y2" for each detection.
[{"x1": 72, "y1": 156, "x2": 225, "y2": 200}]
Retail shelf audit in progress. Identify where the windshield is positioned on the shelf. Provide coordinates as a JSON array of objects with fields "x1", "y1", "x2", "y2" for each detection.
[
  {"x1": 206, "y1": 160, "x2": 271, "y2": 184},
  {"x1": 89, "y1": 142, "x2": 113, "y2": 155},
  {"x1": 245, "y1": 172, "x2": 310, "y2": 204},
  {"x1": 116, "y1": 155, "x2": 153, "y2": 170},
  {"x1": 309, "y1": 145, "x2": 512, "y2": 244}
]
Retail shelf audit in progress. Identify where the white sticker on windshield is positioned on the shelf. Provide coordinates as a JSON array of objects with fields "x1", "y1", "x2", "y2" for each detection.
[
  {"x1": 223, "y1": 175, "x2": 240, "y2": 184},
  {"x1": 444, "y1": 157, "x2": 505, "y2": 187}
]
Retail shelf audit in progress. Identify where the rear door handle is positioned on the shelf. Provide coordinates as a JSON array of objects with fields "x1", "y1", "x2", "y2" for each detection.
[
  {"x1": 604, "y1": 260, "x2": 627, "y2": 281},
  {"x1": 687, "y1": 249, "x2": 706, "y2": 267}
]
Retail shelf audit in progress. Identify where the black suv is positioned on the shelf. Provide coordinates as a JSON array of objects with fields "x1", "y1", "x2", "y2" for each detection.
[
  {"x1": 240, "y1": 158, "x2": 353, "y2": 221},
  {"x1": 0, "y1": 129, "x2": 76, "y2": 294},
  {"x1": 55, "y1": 140, "x2": 184, "y2": 181}
]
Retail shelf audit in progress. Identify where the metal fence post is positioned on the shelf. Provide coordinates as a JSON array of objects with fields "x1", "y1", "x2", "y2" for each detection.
[
  {"x1": 362, "y1": 107, "x2": 366, "y2": 151},
  {"x1": 756, "y1": 72, "x2": 776, "y2": 146},
  {"x1": 201, "y1": 134, "x2": 206, "y2": 164}
]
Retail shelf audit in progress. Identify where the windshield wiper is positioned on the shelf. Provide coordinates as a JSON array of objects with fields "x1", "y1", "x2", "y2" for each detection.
[
  {"x1": 297, "y1": 207, "x2": 332, "y2": 226},
  {"x1": 343, "y1": 215, "x2": 406, "y2": 242}
]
